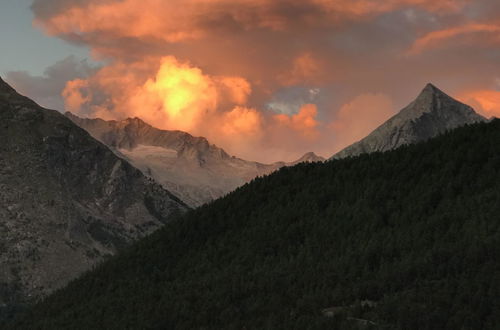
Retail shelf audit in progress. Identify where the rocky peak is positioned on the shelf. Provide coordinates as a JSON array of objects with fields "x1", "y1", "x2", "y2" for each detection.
[
  {"x1": 399, "y1": 83, "x2": 476, "y2": 121},
  {"x1": 332, "y1": 83, "x2": 486, "y2": 159}
]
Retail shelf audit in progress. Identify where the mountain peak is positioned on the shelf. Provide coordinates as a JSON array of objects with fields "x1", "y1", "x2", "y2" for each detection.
[
  {"x1": 422, "y1": 82, "x2": 439, "y2": 93},
  {"x1": 332, "y1": 83, "x2": 486, "y2": 159},
  {"x1": 416, "y1": 83, "x2": 451, "y2": 102},
  {"x1": 296, "y1": 152, "x2": 325, "y2": 163}
]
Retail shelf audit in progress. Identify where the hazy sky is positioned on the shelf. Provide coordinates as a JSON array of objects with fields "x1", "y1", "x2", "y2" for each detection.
[
  {"x1": 3, "y1": 0, "x2": 500, "y2": 162},
  {"x1": 0, "y1": 0, "x2": 89, "y2": 75}
]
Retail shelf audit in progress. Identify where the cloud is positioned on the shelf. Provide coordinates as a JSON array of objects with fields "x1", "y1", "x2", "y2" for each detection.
[
  {"x1": 408, "y1": 22, "x2": 500, "y2": 55},
  {"x1": 32, "y1": 0, "x2": 466, "y2": 44},
  {"x1": 274, "y1": 104, "x2": 320, "y2": 140},
  {"x1": 5, "y1": 55, "x2": 94, "y2": 110},
  {"x1": 63, "y1": 56, "x2": 237, "y2": 128},
  {"x1": 278, "y1": 53, "x2": 327, "y2": 86},
  {"x1": 61, "y1": 55, "x2": 317, "y2": 161},
  {"x1": 25, "y1": 0, "x2": 500, "y2": 162},
  {"x1": 458, "y1": 89, "x2": 500, "y2": 118}
]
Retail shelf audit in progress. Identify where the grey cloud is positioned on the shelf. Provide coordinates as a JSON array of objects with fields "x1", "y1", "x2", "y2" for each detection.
[{"x1": 6, "y1": 55, "x2": 97, "y2": 110}]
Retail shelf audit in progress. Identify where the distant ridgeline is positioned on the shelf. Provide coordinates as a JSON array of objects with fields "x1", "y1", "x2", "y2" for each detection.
[{"x1": 7, "y1": 120, "x2": 500, "y2": 329}]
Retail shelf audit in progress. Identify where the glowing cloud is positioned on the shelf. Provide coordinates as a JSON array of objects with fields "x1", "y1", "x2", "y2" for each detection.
[
  {"x1": 26, "y1": 0, "x2": 497, "y2": 162},
  {"x1": 459, "y1": 90, "x2": 500, "y2": 118},
  {"x1": 140, "y1": 56, "x2": 218, "y2": 131},
  {"x1": 408, "y1": 23, "x2": 500, "y2": 55},
  {"x1": 221, "y1": 106, "x2": 263, "y2": 137},
  {"x1": 33, "y1": 0, "x2": 468, "y2": 46},
  {"x1": 274, "y1": 104, "x2": 320, "y2": 140},
  {"x1": 279, "y1": 53, "x2": 325, "y2": 86},
  {"x1": 62, "y1": 56, "x2": 253, "y2": 133}
]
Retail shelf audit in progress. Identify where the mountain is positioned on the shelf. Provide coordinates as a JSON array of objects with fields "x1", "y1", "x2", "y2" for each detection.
[
  {"x1": 282, "y1": 151, "x2": 325, "y2": 166},
  {"x1": 10, "y1": 119, "x2": 500, "y2": 329},
  {"x1": 333, "y1": 83, "x2": 487, "y2": 159},
  {"x1": 65, "y1": 113, "x2": 325, "y2": 207},
  {"x1": 0, "y1": 77, "x2": 188, "y2": 315}
]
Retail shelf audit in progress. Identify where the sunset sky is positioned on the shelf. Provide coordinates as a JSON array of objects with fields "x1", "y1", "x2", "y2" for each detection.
[{"x1": 2, "y1": 0, "x2": 500, "y2": 162}]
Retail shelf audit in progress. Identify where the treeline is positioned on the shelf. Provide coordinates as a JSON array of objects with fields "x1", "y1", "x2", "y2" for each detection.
[{"x1": 6, "y1": 120, "x2": 500, "y2": 329}]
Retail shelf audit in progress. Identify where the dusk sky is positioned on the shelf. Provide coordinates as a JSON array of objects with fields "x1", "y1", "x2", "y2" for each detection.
[{"x1": 2, "y1": 0, "x2": 500, "y2": 162}]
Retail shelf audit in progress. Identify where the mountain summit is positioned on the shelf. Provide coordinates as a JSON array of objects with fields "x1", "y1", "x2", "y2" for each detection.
[{"x1": 332, "y1": 83, "x2": 487, "y2": 158}]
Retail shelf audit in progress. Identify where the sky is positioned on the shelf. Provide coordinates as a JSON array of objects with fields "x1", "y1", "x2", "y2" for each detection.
[{"x1": 2, "y1": 0, "x2": 500, "y2": 162}]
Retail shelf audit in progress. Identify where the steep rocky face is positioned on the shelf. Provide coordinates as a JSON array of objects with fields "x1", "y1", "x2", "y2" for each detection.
[
  {"x1": 66, "y1": 113, "x2": 325, "y2": 207},
  {"x1": 333, "y1": 83, "x2": 487, "y2": 159},
  {"x1": 0, "y1": 77, "x2": 188, "y2": 312}
]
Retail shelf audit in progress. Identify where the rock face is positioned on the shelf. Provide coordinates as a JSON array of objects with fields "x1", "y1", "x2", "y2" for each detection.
[
  {"x1": 0, "y1": 77, "x2": 188, "y2": 311},
  {"x1": 66, "y1": 113, "x2": 325, "y2": 207},
  {"x1": 333, "y1": 83, "x2": 487, "y2": 159}
]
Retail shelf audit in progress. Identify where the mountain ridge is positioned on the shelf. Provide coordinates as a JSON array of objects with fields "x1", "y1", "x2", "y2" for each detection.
[{"x1": 66, "y1": 113, "x2": 325, "y2": 206}]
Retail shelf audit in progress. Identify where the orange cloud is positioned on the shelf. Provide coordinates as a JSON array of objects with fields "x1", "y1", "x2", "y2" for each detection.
[
  {"x1": 274, "y1": 104, "x2": 320, "y2": 140},
  {"x1": 330, "y1": 93, "x2": 395, "y2": 150},
  {"x1": 33, "y1": 0, "x2": 468, "y2": 48},
  {"x1": 313, "y1": 0, "x2": 468, "y2": 17},
  {"x1": 216, "y1": 77, "x2": 252, "y2": 105},
  {"x1": 138, "y1": 56, "x2": 218, "y2": 131},
  {"x1": 279, "y1": 53, "x2": 326, "y2": 86},
  {"x1": 31, "y1": 0, "x2": 479, "y2": 162},
  {"x1": 221, "y1": 106, "x2": 263, "y2": 137},
  {"x1": 408, "y1": 23, "x2": 500, "y2": 55},
  {"x1": 458, "y1": 90, "x2": 500, "y2": 118},
  {"x1": 62, "y1": 78, "x2": 89, "y2": 114},
  {"x1": 61, "y1": 56, "x2": 323, "y2": 161},
  {"x1": 63, "y1": 56, "x2": 255, "y2": 133}
]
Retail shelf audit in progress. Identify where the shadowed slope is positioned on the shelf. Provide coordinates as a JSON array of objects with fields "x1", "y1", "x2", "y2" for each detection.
[
  {"x1": 0, "y1": 77, "x2": 188, "y2": 314},
  {"x1": 9, "y1": 119, "x2": 500, "y2": 329}
]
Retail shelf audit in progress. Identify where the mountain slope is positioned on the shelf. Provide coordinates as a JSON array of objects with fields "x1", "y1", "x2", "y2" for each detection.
[
  {"x1": 66, "y1": 113, "x2": 325, "y2": 207},
  {"x1": 10, "y1": 119, "x2": 500, "y2": 329},
  {"x1": 333, "y1": 83, "x2": 486, "y2": 158},
  {"x1": 0, "y1": 77, "x2": 188, "y2": 314}
]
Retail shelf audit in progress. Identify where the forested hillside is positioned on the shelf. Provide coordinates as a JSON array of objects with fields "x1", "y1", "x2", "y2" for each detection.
[{"x1": 8, "y1": 120, "x2": 500, "y2": 329}]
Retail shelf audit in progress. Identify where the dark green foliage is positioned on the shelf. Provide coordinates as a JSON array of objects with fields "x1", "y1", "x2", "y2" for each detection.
[{"x1": 7, "y1": 120, "x2": 500, "y2": 329}]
